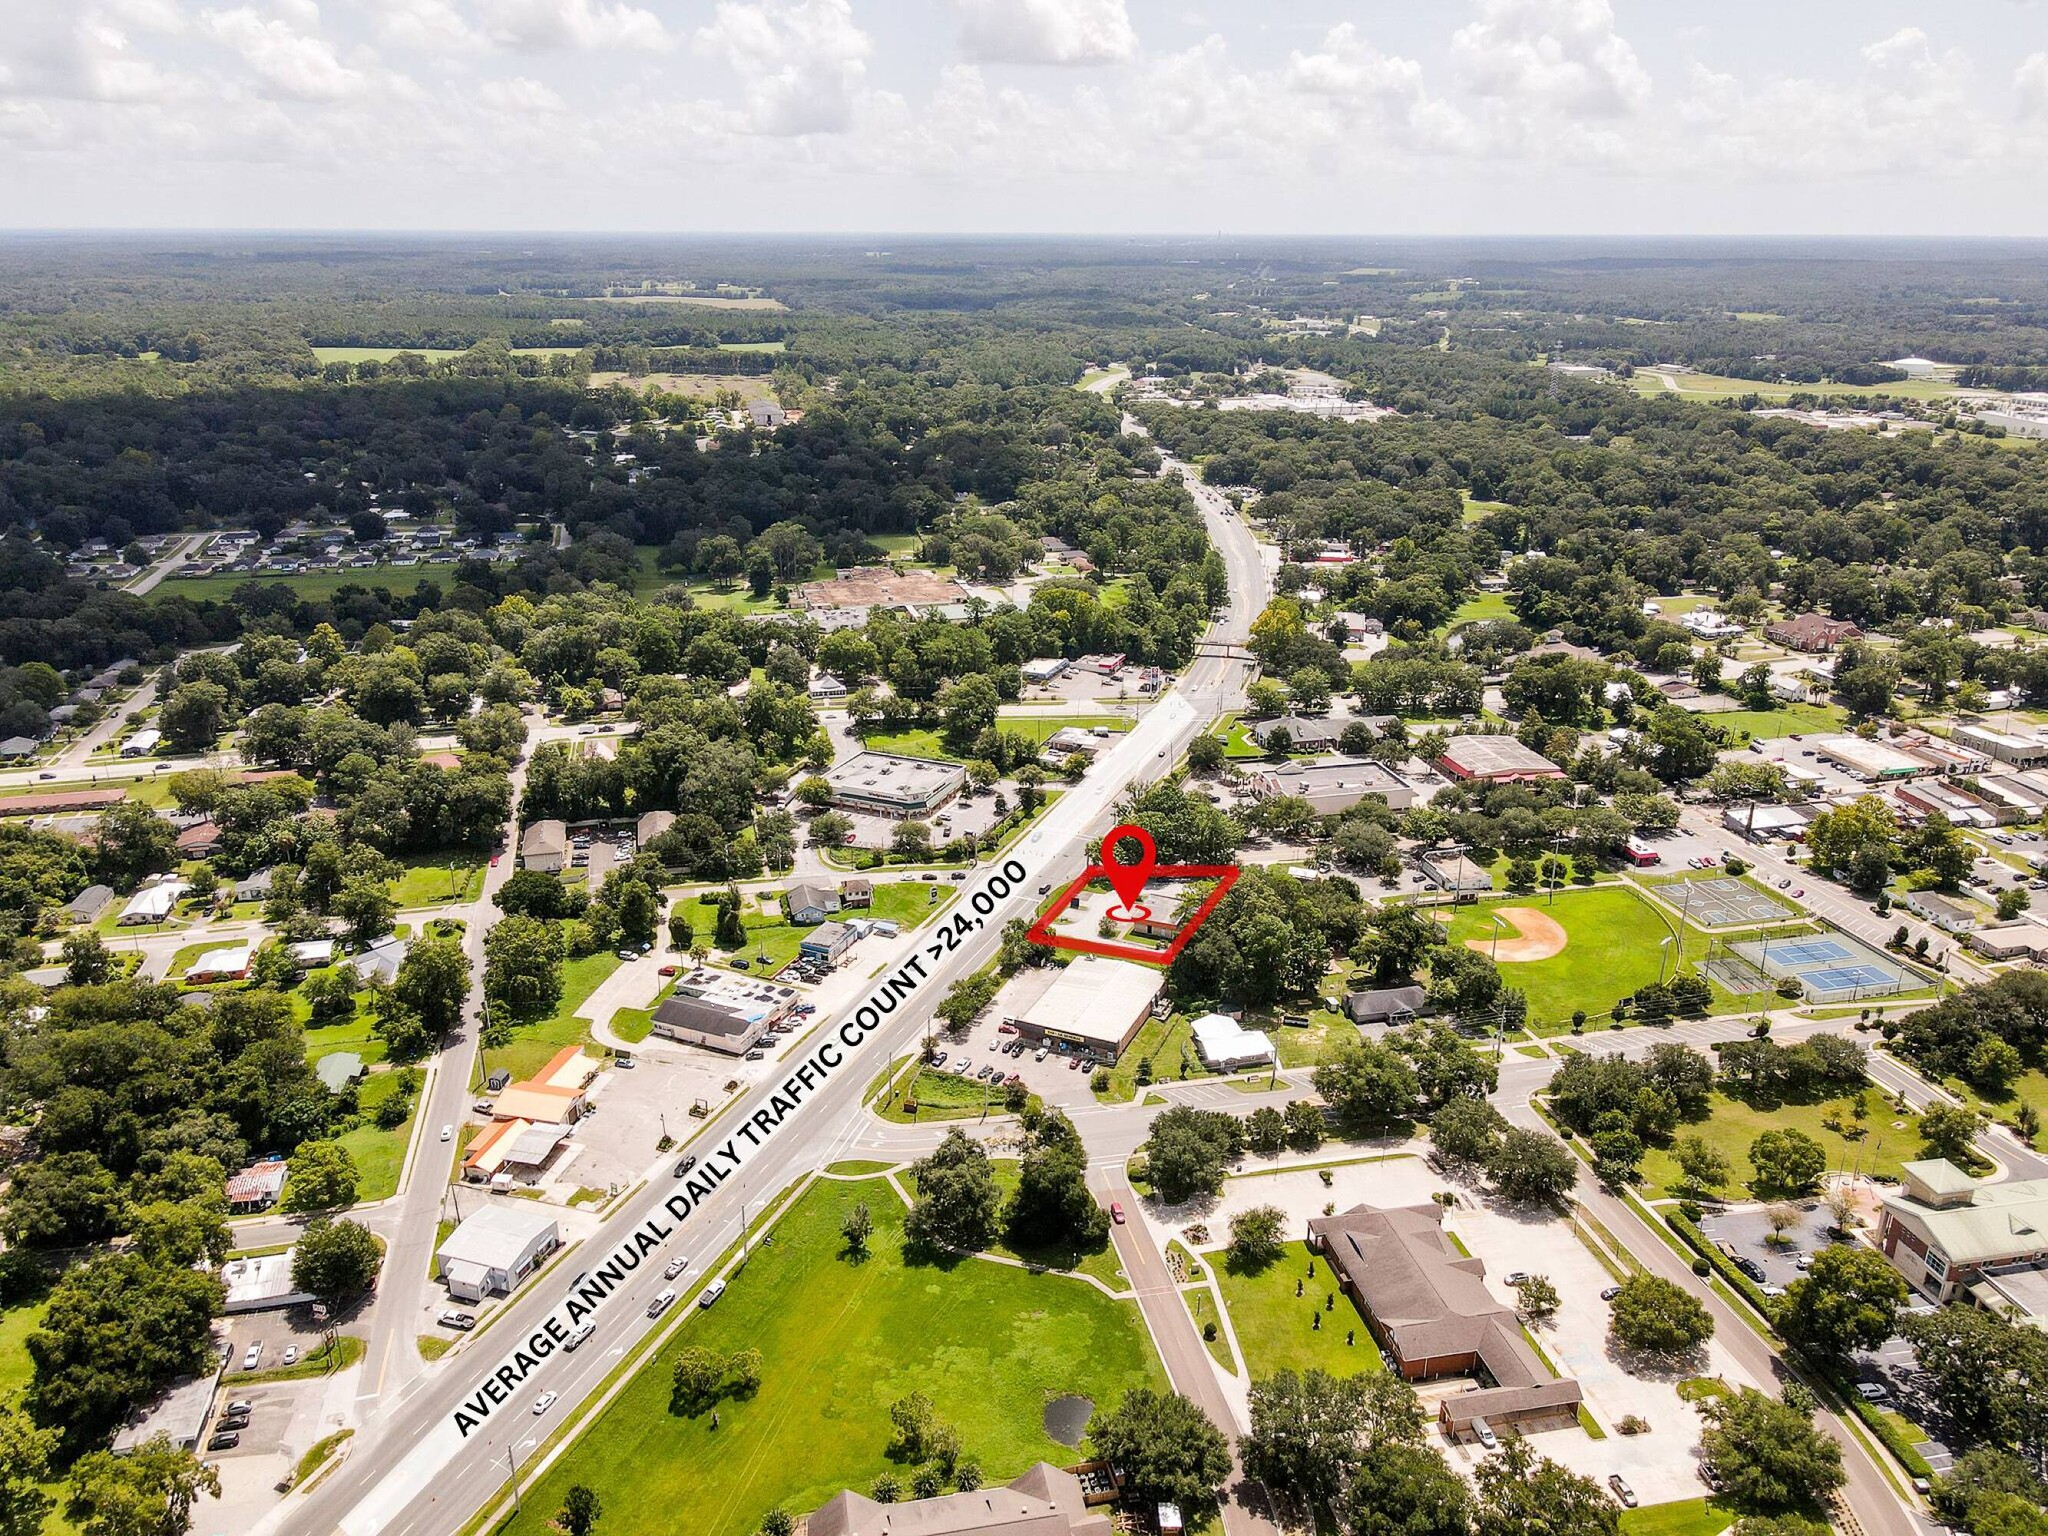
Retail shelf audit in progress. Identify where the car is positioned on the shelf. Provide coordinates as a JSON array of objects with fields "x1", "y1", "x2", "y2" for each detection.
[
  {"x1": 1069, "y1": 1056, "x2": 1082, "y2": 1070},
  {"x1": 1737, "y1": 1258, "x2": 1766, "y2": 1283},
  {"x1": 439, "y1": 1123, "x2": 453, "y2": 1142},
  {"x1": 616, "y1": 949, "x2": 638, "y2": 961},
  {"x1": 921, "y1": 872, "x2": 937, "y2": 881},
  {"x1": 997, "y1": 1022, "x2": 1016, "y2": 1033},
  {"x1": 1110, "y1": 1201, "x2": 1126, "y2": 1224},
  {"x1": 36, "y1": 770, "x2": 53, "y2": 780},
  {"x1": 674, "y1": 1155, "x2": 698, "y2": 1177},
  {"x1": 990, "y1": 1039, "x2": 1001, "y2": 1051},
  {"x1": 1855, "y1": 1382, "x2": 1890, "y2": 1401},
  {"x1": 954, "y1": 1059, "x2": 972, "y2": 1075},
  {"x1": 281, "y1": 1345, "x2": 298, "y2": 1366},
  {"x1": 664, "y1": 1255, "x2": 689, "y2": 1279},
  {"x1": 1608, "y1": 1476, "x2": 1637, "y2": 1508},
  {"x1": 1795, "y1": 1253, "x2": 1813, "y2": 1270},
  {"x1": 647, "y1": 1289, "x2": 677, "y2": 1318},
  {"x1": 1778, "y1": 877, "x2": 1792, "y2": 888},
  {"x1": 931, "y1": 1051, "x2": 948, "y2": 1067},
  {"x1": 1600, "y1": 1285, "x2": 1622, "y2": 1301},
  {"x1": 437, "y1": 1311, "x2": 476, "y2": 1331},
  {"x1": 698, "y1": 1278, "x2": 727, "y2": 1308},
  {"x1": 225, "y1": 1399, "x2": 253, "y2": 1415},
  {"x1": 732, "y1": 957, "x2": 750, "y2": 970},
  {"x1": 1156, "y1": 748, "x2": 1166, "y2": 757},
  {"x1": 1473, "y1": 1420, "x2": 1497, "y2": 1450},
  {"x1": 1034, "y1": 1046, "x2": 1049, "y2": 1062},
  {"x1": 976, "y1": 1065, "x2": 992, "y2": 1080},
  {"x1": 1792, "y1": 888, "x2": 1806, "y2": 898},
  {"x1": 207, "y1": 1432, "x2": 240, "y2": 1451},
  {"x1": 1762, "y1": 1284, "x2": 1787, "y2": 1298},
  {"x1": 564, "y1": 1323, "x2": 596, "y2": 1352},
  {"x1": 242, "y1": 1344, "x2": 262, "y2": 1370},
  {"x1": 660, "y1": 963, "x2": 679, "y2": 976},
  {"x1": 1504, "y1": 1271, "x2": 1530, "y2": 1286},
  {"x1": 533, "y1": 1391, "x2": 559, "y2": 1415}
]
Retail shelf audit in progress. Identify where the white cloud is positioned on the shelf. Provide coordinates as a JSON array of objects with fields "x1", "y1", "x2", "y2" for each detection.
[
  {"x1": 0, "y1": 10, "x2": 183, "y2": 103},
  {"x1": 1452, "y1": 0, "x2": 1651, "y2": 118},
  {"x1": 953, "y1": 0, "x2": 1137, "y2": 66},
  {"x1": 201, "y1": 6, "x2": 367, "y2": 100},
  {"x1": 695, "y1": 0, "x2": 872, "y2": 135},
  {"x1": 475, "y1": 73, "x2": 565, "y2": 112},
  {"x1": 484, "y1": 0, "x2": 672, "y2": 53},
  {"x1": 365, "y1": 0, "x2": 482, "y2": 52},
  {"x1": 2020, "y1": 52, "x2": 2048, "y2": 120}
]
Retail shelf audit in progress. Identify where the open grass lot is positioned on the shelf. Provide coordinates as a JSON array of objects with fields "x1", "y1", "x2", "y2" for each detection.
[
  {"x1": 1438, "y1": 590, "x2": 1516, "y2": 631},
  {"x1": 1705, "y1": 702, "x2": 1846, "y2": 741},
  {"x1": 716, "y1": 340, "x2": 787, "y2": 353},
  {"x1": 304, "y1": 1008, "x2": 389, "y2": 1069},
  {"x1": 335, "y1": 1069, "x2": 420, "y2": 1202},
  {"x1": 0, "y1": 1297, "x2": 45, "y2": 1405},
  {"x1": 2, "y1": 773, "x2": 175, "y2": 808},
  {"x1": 497, "y1": 1178, "x2": 1161, "y2": 1536},
  {"x1": 158, "y1": 564, "x2": 447, "y2": 602},
  {"x1": 1637, "y1": 1089, "x2": 1921, "y2": 1200},
  {"x1": 481, "y1": 952, "x2": 623, "y2": 1085},
  {"x1": 1097, "y1": 1012, "x2": 1198, "y2": 1103},
  {"x1": 1620, "y1": 1496, "x2": 1738, "y2": 1536},
  {"x1": 1215, "y1": 1241, "x2": 1385, "y2": 1379},
  {"x1": 877, "y1": 1062, "x2": 1003, "y2": 1123},
  {"x1": 1630, "y1": 370, "x2": 1959, "y2": 403},
  {"x1": 389, "y1": 857, "x2": 484, "y2": 908},
  {"x1": 1440, "y1": 887, "x2": 1678, "y2": 1029}
]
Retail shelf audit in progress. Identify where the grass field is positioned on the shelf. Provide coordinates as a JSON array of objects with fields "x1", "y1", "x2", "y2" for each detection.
[
  {"x1": 1637, "y1": 1089, "x2": 1921, "y2": 1199},
  {"x1": 0, "y1": 1297, "x2": 44, "y2": 1407},
  {"x1": 1631, "y1": 370, "x2": 1959, "y2": 403},
  {"x1": 497, "y1": 1177, "x2": 1162, "y2": 1536},
  {"x1": 1439, "y1": 591, "x2": 1516, "y2": 631},
  {"x1": 390, "y1": 857, "x2": 484, "y2": 908},
  {"x1": 335, "y1": 1069, "x2": 421, "y2": 1202},
  {"x1": 1620, "y1": 1497, "x2": 1738, "y2": 1536},
  {"x1": 158, "y1": 564, "x2": 448, "y2": 602},
  {"x1": 716, "y1": 340, "x2": 787, "y2": 353},
  {"x1": 1440, "y1": 886, "x2": 1681, "y2": 1029},
  {"x1": 1214, "y1": 1240, "x2": 1386, "y2": 1379},
  {"x1": 480, "y1": 952, "x2": 623, "y2": 1085},
  {"x1": 859, "y1": 713, "x2": 1133, "y2": 762},
  {"x1": 1706, "y1": 703, "x2": 1846, "y2": 741}
]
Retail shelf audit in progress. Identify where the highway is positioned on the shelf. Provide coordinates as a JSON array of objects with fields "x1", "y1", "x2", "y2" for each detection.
[{"x1": 284, "y1": 423, "x2": 1271, "y2": 1535}]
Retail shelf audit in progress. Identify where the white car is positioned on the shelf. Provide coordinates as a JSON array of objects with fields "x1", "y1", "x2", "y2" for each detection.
[
  {"x1": 664, "y1": 1255, "x2": 689, "y2": 1280},
  {"x1": 647, "y1": 1289, "x2": 677, "y2": 1318},
  {"x1": 281, "y1": 1346, "x2": 298, "y2": 1367},
  {"x1": 242, "y1": 1344, "x2": 262, "y2": 1370},
  {"x1": 533, "y1": 1391, "x2": 559, "y2": 1415},
  {"x1": 698, "y1": 1278, "x2": 727, "y2": 1309},
  {"x1": 564, "y1": 1323, "x2": 596, "y2": 1352},
  {"x1": 1855, "y1": 1382, "x2": 1890, "y2": 1401},
  {"x1": 439, "y1": 1124, "x2": 453, "y2": 1142}
]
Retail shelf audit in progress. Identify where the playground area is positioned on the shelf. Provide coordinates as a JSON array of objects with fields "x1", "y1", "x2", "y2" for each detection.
[
  {"x1": 1656, "y1": 875, "x2": 1794, "y2": 929},
  {"x1": 1714, "y1": 931, "x2": 1924, "y2": 1002}
]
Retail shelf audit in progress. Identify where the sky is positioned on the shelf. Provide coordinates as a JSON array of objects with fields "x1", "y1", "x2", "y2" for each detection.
[{"x1": 3, "y1": 0, "x2": 2047, "y2": 235}]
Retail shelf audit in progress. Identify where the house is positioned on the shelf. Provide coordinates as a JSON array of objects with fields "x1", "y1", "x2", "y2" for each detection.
[
  {"x1": 1005, "y1": 954, "x2": 1162, "y2": 1061},
  {"x1": 807, "y1": 672, "x2": 849, "y2": 701},
  {"x1": 0, "y1": 737, "x2": 36, "y2": 759},
  {"x1": 1346, "y1": 985, "x2": 1428, "y2": 1026},
  {"x1": 1681, "y1": 609, "x2": 1747, "y2": 640},
  {"x1": 435, "y1": 1205, "x2": 561, "y2": 1301},
  {"x1": 1433, "y1": 736, "x2": 1565, "y2": 783},
  {"x1": 289, "y1": 938, "x2": 336, "y2": 968},
  {"x1": 233, "y1": 868, "x2": 275, "y2": 902},
  {"x1": 746, "y1": 400, "x2": 787, "y2": 430},
  {"x1": 185, "y1": 942, "x2": 252, "y2": 984},
  {"x1": 1765, "y1": 612, "x2": 1863, "y2": 652},
  {"x1": 809, "y1": 1463, "x2": 1112, "y2": 1536},
  {"x1": 636, "y1": 810, "x2": 676, "y2": 846},
  {"x1": 119, "y1": 728, "x2": 162, "y2": 757},
  {"x1": 313, "y1": 1052, "x2": 364, "y2": 1092},
  {"x1": 1902, "y1": 890, "x2": 1985, "y2": 934},
  {"x1": 1878, "y1": 1159, "x2": 2048, "y2": 1307},
  {"x1": 783, "y1": 882, "x2": 841, "y2": 925},
  {"x1": 62, "y1": 884, "x2": 115, "y2": 924},
  {"x1": 840, "y1": 877, "x2": 873, "y2": 909},
  {"x1": 175, "y1": 820, "x2": 221, "y2": 858},
  {"x1": 119, "y1": 879, "x2": 190, "y2": 926},
  {"x1": 1250, "y1": 714, "x2": 1343, "y2": 752},
  {"x1": 1248, "y1": 757, "x2": 1413, "y2": 815},
  {"x1": 345, "y1": 935, "x2": 406, "y2": 987},
  {"x1": 1309, "y1": 1203, "x2": 1582, "y2": 1437},
  {"x1": 1190, "y1": 1014, "x2": 1274, "y2": 1071},
  {"x1": 800, "y1": 920, "x2": 857, "y2": 962},
  {"x1": 520, "y1": 818, "x2": 569, "y2": 872},
  {"x1": 225, "y1": 1159, "x2": 289, "y2": 1212}
]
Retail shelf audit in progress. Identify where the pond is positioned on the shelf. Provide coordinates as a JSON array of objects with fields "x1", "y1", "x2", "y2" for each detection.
[{"x1": 1042, "y1": 1394, "x2": 1093, "y2": 1447}]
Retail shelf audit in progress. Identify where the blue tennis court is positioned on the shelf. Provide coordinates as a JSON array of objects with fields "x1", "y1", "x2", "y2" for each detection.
[
  {"x1": 1727, "y1": 931, "x2": 1922, "y2": 1002},
  {"x1": 1768, "y1": 939, "x2": 1855, "y2": 966}
]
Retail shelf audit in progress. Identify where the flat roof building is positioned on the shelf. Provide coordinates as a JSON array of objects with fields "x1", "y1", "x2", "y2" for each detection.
[
  {"x1": 1894, "y1": 779, "x2": 1996, "y2": 829},
  {"x1": 112, "y1": 1372, "x2": 220, "y2": 1455},
  {"x1": 1722, "y1": 802, "x2": 1816, "y2": 842},
  {"x1": 1248, "y1": 757, "x2": 1413, "y2": 815},
  {"x1": 1190, "y1": 1014, "x2": 1274, "y2": 1071},
  {"x1": 221, "y1": 1250, "x2": 315, "y2": 1313},
  {"x1": 1309, "y1": 1202, "x2": 1581, "y2": 1437},
  {"x1": 1968, "y1": 920, "x2": 2048, "y2": 961},
  {"x1": 1007, "y1": 955, "x2": 1162, "y2": 1060},
  {"x1": 650, "y1": 971, "x2": 798, "y2": 1054},
  {"x1": 1953, "y1": 724, "x2": 2048, "y2": 768},
  {"x1": 435, "y1": 1204, "x2": 561, "y2": 1302},
  {"x1": 1811, "y1": 734, "x2": 1933, "y2": 782},
  {"x1": 823, "y1": 751, "x2": 967, "y2": 821},
  {"x1": 637, "y1": 810, "x2": 676, "y2": 845},
  {"x1": 1433, "y1": 735, "x2": 1564, "y2": 783}
]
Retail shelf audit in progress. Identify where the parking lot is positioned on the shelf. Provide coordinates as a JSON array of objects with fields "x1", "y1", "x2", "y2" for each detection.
[
  {"x1": 1697, "y1": 1201, "x2": 1839, "y2": 1288},
  {"x1": 1855, "y1": 1329, "x2": 1956, "y2": 1473},
  {"x1": 842, "y1": 782, "x2": 1016, "y2": 852}
]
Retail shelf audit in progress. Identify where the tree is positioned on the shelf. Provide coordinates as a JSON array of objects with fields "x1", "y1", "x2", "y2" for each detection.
[
  {"x1": 334, "y1": 877, "x2": 397, "y2": 945},
  {"x1": 1608, "y1": 1273, "x2": 1714, "y2": 1355},
  {"x1": 1313, "y1": 1041, "x2": 1419, "y2": 1132},
  {"x1": 1487, "y1": 1128, "x2": 1577, "y2": 1205},
  {"x1": 128, "y1": 1199, "x2": 228, "y2": 1270},
  {"x1": 291, "y1": 1218, "x2": 382, "y2": 1306},
  {"x1": 0, "y1": 1407, "x2": 56, "y2": 1536},
  {"x1": 891, "y1": 820, "x2": 932, "y2": 860},
  {"x1": 61, "y1": 929, "x2": 118, "y2": 987},
  {"x1": 1920, "y1": 1103, "x2": 1985, "y2": 1166},
  {"x1": 560, "y1": 1486, "x2": 603, "y2": 1536},
  {"x1": 1473, "y1": 1440, "x2": 1618, "y2": 1536},
  {"x1": 1357, "y1": 904, "x2": 1444, "y2": 985},
  {"x1": 1139, "y1": 1107, "x2": 1243, "y2": 1203},
  {"x1": 393, "y1": 936, "x2": 470, "y2": 1040},
  {"x1": 1699, "y1": 1389, "x2": 1845, "y2": 1511},
  {"x1": 484, "y1": 912, "x2": 566, "y2": 1018},
  {"x1": 1902, "y1": 1304, "x2": 2048, "y2": 1458},
  {"x1": 905, "y1": 1130, "x2": 1002, "y2": 1253},
  {"x1": 1088, "y1": 1388, "x2": 1232, "y2": 1511},
  {"x1": 1003, "y1": 1111, "x2": 1107, "y2": 1254},
  {"x1": 841, "y1": 1201, "x2": 873, "y2": 1258},
  {"x1": 670, "y1": 1348, "x2": 727, "y2": 1415},
  {"x1": 2, "y1": 1151, "x2": 126, "y2": 1248},
  {"x1": 1344, "y1": 1442, "x2": 1473, "y2": 1536},
  {"x1": 1227, "y1": 1207, "x2": 1288, "y2": 1272},
  {"x1": 91, "y1": 802, "x2": 179, "y2": 890},
  {"x1": 1513, "y1": 1274, "x2": 1560, "y2": 1321},
  {"x1": 1430, "y1": 1097, "x2": 1507, "y2": 1168},
  {"x1": 1672, "y1": 1135, "x2": 1732, "y2": 1198},
  {"x1": 281, "y1": 1140, "x2": 359, "y2": 1213},
  {"x1": 159, "y1": 681, "x2": 231, "y2": 752},
  {"x1": 1748, "y1": 1129, "x2": 1826, "y2": 1197},
  {"x1": 64, "y1": 1436, "x2": 220, "y2": 1536},
  {"x1": 1777, "y1": 1245, "x2": 1906, "y2": 1363},
  {"x1": 1242, "y1": 1369, "x2": 1422, "y2": 1511}
]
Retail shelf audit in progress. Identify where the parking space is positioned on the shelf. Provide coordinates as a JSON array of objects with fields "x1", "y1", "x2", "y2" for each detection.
[
  {"x1": 196, "y1": 1375, "x2": 341, "y2": 1533},
  {"x1": 841, "y1": 783, "x2": 1016, "y2": 852},
  {"x1": 1697, "y1": 1202, "x2": 1839, "y2": 1289},
  {"x1": 1855, "y1": 1330, "x2": 1956, "y2": 1473}
]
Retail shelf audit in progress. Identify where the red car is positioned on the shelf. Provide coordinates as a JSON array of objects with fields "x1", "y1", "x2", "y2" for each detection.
[
  {"x1": 659, "y1": 964, "x2": 679, "y2": 977},
  {"x1": 1109, "y1": 1201, "x2": 1126, "y2": 1225},
  {"x1": 489, "y1": 855, "x2": 500, "y2": 867}
]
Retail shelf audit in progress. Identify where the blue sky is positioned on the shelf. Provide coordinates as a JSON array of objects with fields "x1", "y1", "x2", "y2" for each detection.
[{"x1": 2, "y1": 0, "x2": 2044, "y2": 232}]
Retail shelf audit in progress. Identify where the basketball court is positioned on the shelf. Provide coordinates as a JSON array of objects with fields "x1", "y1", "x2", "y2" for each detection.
[{"x1": 1662, "y1": 876, "x2": 1792, "y2": 929}]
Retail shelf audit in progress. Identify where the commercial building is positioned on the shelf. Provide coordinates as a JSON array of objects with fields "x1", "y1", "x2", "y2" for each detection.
[
  {"x1": 1967, "y1": 920, "x2": 2048, "y2": 962},
  {"x1": 1309, "y1": 1203, "x2": 1582, "y2": 1437},
  {"x1": 112, "y1": 1373, "x2": 220, "y2": 1455},
  {"x1": 823, "y1": 751, "x2": 967, "y2": 821},
  {"x1": 1894, "y1": 779, "x2": 1997, "y2": 829},
  {"x1": 490, "y1": 1047, "x2": 597, "y2": 1125},
  {"x1": 1020, "y1": 657, "x2": 1071, "y2": 685},
  {"x1": 435, "y1": 1204, "x2": 561, "y2": 1301},
  {"x1": 1346, "y1": 985, "x2": 1427, "y2": 1026},
  {"x1": 1433, "y1": 735, "x2": 1565, "y2": 784},
  {"x1": 0, "y1": 786, "x2": 124, "y2": 819},
  {"x1": 1973, "y1": 774, "x2": 2048, "y2": 823},
  {"x1": 1878, "y1": 1159, "x2": 2048, "y2": 1304},
  {"x1": 1765, "y1": 612, "x2": 1863, "y2": 652},
  {"x1": 1189, "y1": 1013, "x2": 1275, "y2": 1071},
  {"x1": 798, "y1": 568, "x2": 966, "y2": 614},
  {"x1": 1902, "y1": 737, "x2": 1989, "y2": 775},
  {"x1": 1250, "y1": 714, "x2": 1343, "y2": 751},
  {"x1": 1722, "y1": 802, "x2": 1816, "y2": 842},
  {"x1": 1247, "y1": 757, "x2": 1413, "y2": 815},
  {"x1": 1681, "y1": 609, "x2": 1746, "y2": 640},
  {"x1": 225, "y1": 1159, "x2": 289, "y2": 1212},
  {"x1": 1043, "y1": 726, "x2": 1110, "y2": 759},
  {"x1": 463, "y1": 1117, "x2": 571, "y2": 1184},
  {"x1": 782, "y1": 881, "x2": 840, "y2": 924},
  {"x1": 1811, "y1": 734, "x2": 1933, "y2": 782},
  {"x1": 519, "y1": 818, "x2": 569, "y2": 872},
  {"x1": 1953, "y1": 724, "x2": 2048, "y2": 768},
  {"x1": 120, "y1": 727, "x2": 162, "y2": 757},
  {"x1": 637, "y1": 810, "x2": 676, "y2": 845},
  {"x1": 807, "y1": 673, "x2": 848, "y2": 701},
  {"x1": 1007, "y1": 955, "x2": 1163, "y2": 1060},
  {"x1": 800, "y1": 920, "x2": 857, "y2": 962},
  {"x1": 649, "y1": 970, "x2": 798, "y2": 1054},
  {"x1": 221, "y1": 1250, "x2": 315, "y2": 1313},
  {"x1": 809, "y1": 1463, "x2": 1112, "y2": 1536}
]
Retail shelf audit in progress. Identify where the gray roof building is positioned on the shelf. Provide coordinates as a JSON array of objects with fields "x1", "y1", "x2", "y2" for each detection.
[{"x1": 809, "y1": 1462, "x2": 1111, "y2": 1536}]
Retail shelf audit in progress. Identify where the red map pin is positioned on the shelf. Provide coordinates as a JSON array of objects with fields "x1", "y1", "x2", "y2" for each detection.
[{"x1": 1100, "y1": 824, "x2": 1158, "y2": 921}]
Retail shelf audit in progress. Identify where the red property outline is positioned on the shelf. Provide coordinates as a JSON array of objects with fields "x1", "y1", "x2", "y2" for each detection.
[{"x1": 1024, "y1": 862, "x2": 1241, "y2": 966}]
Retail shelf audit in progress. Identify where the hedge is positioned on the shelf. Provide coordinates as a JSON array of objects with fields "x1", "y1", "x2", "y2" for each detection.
[{"x1": 1666, "y1": 1211, "x2": 1780, "y2": 1318}]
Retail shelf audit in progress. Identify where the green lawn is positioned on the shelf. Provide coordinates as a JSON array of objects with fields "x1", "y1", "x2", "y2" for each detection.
[
  {"x1": 1620, "y1": 1497, "x2": 1738, "y2": 1536},
  {"x1": 1438, "y1": 591, "x2": 1516, "y2": 632},
  {"x1": 1637, "y1": 1089, "x2": 1922, "y2": 1199},
  {"x1": 1706, "y1": 703, "x2": 1846, "y2": 741},
  {"x1": 879, "y1": 1064, "x2": 1007, "y2": 1124},
  {"x1": 334, "y1": 1069, "x2": 420, "y2": 1202},
  {"x1": 390, "y1": 857, "x2": 484, "y2": 908},
  {"x1": 1214, "y1": 1241, "x2": 1385, "y2": 1379},
  {"x1": 481, "y1": 952, "x2": 623, "y2": 1085},
  {"x1": 1630, "y1": 370, "x2": 1959, "y2": 404},
  {"x1": 0, "y1": 1298, "x2": 46, "y2": 1407},
  {"x1": 498, "y1": 1178, "x2": 1162, "y2": 1536},
  {"x1": 304, "y1": 1007, "x2": 389, "y2": 1070},
  {"x1": 311, "y1": 345, "x2": 470, "y2": 363},
  {"x1": 1439, "y1": 887, "x2": 1681, "y2": 1030},
  {"x1": 716, "y1": 340, "x2": 787, "y2": 353},
  {"x1": 855, "y1": 725, "x2": 952, "y2": 760},
  {"x1": 995, "y1": 713, "x2": 1133, "y2": 745},
  {"x1": 985, "y1": 1160, "x2": 1127, "y2": 1291},
  {"x1": 158, "y1": 565, "x2": 446, "y2": 602},
  {"x1": 1097, "y1": 1012, "x2": 1204, "y2": 1103}
]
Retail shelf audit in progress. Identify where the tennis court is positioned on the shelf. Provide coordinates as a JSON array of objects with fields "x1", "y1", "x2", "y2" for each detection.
[
  {"x1": 1724, "y1": 932, "x2": 1921, "y2": 1002},
  {"x1": 1665, "y1": 876, "x2": 1793, "y2": 928}
]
